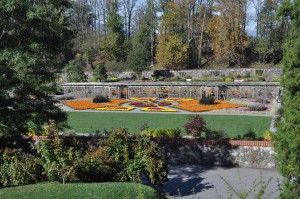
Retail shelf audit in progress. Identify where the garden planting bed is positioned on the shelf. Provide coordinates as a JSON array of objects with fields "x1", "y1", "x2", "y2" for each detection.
[{"x1": 61, "y1": 97, "x2": 275, "y2": 115}]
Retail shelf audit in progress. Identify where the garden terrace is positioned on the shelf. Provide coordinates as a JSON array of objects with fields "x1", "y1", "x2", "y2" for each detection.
[{"x1": 62, "y1": 82, "x2": 281, "y2": 100}]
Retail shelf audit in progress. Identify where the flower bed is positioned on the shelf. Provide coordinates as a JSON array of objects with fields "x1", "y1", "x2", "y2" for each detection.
[
  {"x1": 158, "y1": 101, "x2": 172, "y2": 106},
  {"x1": 130, "y1": 97, "x2": 157, "y2": 102},
  {"x1": 129, "y1": 101, "x2": 157, "y2": 107},
  {"x1": 63, "y1": 99, "x2": 108, "y2": 110},
  {"x1": 166, "y1": 98, "x2": 194, "y2": 102},
  {"x1": 95, "y1": 106, "x2": 135, "y2": 111},
  {"x1": 108, "y1": 99, "x2": 130, "y2": 105},
  {"x1": 63, "y1": 99, "x2": 127, "y2": 110},
  {"x1": 174, "y1": 100, "x2": 246, "y2": 112},
  {"x1": 141, "y1": 107, "x2": 177, "y2": 112}
]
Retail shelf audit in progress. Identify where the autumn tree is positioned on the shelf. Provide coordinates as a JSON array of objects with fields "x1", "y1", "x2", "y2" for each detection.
[
  {"x1": 0, "y1": 0, "x2": 74, "y2": 137},
  {"x1": 207, "y1": 0, "x2": 249, "y2": 67},
  {"x1": 156, "y1": 34, "x2": 188, "y2": 70},
  {"x1": 273, "y1": 0, "x2": 300, "y2": 197}
]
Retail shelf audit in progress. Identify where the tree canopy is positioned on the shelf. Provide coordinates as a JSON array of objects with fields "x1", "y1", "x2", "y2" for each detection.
[
  {"x1": 0, "y1": 0, "x2": 74, "y2": 137},
  {"x1": 273, "y1": 0, "x2": 300, "y2": 197}
]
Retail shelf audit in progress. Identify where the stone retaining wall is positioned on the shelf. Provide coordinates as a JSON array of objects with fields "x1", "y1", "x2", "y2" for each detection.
[{"x1": 156, "y1": 139, "x2": 276, "y2": 169}]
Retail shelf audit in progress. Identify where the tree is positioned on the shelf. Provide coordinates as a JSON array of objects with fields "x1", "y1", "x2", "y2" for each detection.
[
  {"x1": 156, "y1": 34, "x2": 188, "y2": 70},
  {"x1": 184, "y1": 115, "x2": 208, "y2": 137},
  {"x1": 126, "y1": 44, "x2": 150, "y2": 78},
  {"x1": 0, "y1": 0, "x2": 74, "y2": 137},
  {"x1": 104, "y1": 0, "x2": 126, "y2": 62},
  {"x1": 63, "y1": 60, "x2": 87, "y2": 82},
  {"x1": 273, "y1": 0, "x2": 300, "y2": 198},
  {"x1": 93, "y1": 65, "x2": 108, "y2": 82}
]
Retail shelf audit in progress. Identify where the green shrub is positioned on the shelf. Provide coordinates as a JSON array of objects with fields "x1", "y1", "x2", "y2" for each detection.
[
  {"x1": 93, "y1": 95, "x2": 109, "y2": 103},
  {"x1": 205, "y1": 130, "x2": 230, "y2": 140},
  {"x1": 224, "y1": 77, "x2": 234, "y2": 82},
  {"x1": 141, "y1": 128, "x2": 181, "y2": 138},
  {"x1": 35, "y1": 121, "x2": 80, "y2": 182},
  {"x1": 248, "y1": 104, "x2": 266, "y2": 111},
  {"x1": 100, "y1": 128, "x2": 168, "y2": 186},
  {"x1": 0, "y1": 148, "x2": 44, "y2": 186},
  {"x1": 200, "y1": 96, "x2": 215, "y2": 105},
  {"x1": 242, "y1": 129, "x2": 257, "y2": 140},
  {"x1": 74, "y1": 148, "x2": 116, "y2": 182}
]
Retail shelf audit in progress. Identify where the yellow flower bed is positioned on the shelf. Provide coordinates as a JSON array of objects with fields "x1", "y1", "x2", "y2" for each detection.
[
  {"x1": 166, "y1": 98, "x2": 194, "y2": 102},
  {"x1": 95, "y1": 106, "x2": 135, "y2": 111},
  {"x1": 174, "y1": 100, "x2": 246, "y2": 112},
  {"x1": 130, "y1": 97, "x2": 157, "y2": 102},
  {"x1": 141, "y1": 107, "x2": 177, "y2": 112}
]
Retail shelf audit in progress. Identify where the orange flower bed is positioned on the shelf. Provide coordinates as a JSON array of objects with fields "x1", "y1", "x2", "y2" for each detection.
[
  {"x1": 108, "y1": 99, "x2": 130, "y2": 105},
  {"x1": 63, "y1": 99, "x2": 129, "y2": 110},
  {"x1": 174, "y1": 100, "x2": 246, "y2": 112},
  {"x1": 63, "y1": 99, "x2": 107, "y2": 110}
]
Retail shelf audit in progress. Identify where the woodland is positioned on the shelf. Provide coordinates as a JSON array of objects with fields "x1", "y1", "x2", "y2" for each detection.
[{"x1": 68, "y1": 0, "x2": 290, "y2": 74}]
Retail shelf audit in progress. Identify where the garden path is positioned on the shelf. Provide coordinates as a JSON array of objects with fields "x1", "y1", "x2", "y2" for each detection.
[{"x1": 143, "y1": 165, "x2": 283, "y2": 199}]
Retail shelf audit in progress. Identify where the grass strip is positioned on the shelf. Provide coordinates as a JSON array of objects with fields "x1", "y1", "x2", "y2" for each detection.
[{"x1": 0, "y1": 182, "x2": 164, "y2": 199}]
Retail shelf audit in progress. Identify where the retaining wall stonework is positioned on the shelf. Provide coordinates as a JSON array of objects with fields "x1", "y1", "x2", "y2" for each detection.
[{"x1": 156, "y1": 139, "x2": 276, "y2": 169}]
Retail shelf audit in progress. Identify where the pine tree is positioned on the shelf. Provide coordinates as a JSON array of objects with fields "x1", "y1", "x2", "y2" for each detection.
[
  {"x1": 273, "y1": 0, "x2": 300, "y2": 197},
  {"x1": 0, "y1": 0, "x2": 74, "y2": 137}
]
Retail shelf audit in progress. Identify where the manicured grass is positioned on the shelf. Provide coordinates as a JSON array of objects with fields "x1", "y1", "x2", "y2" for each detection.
[
  {"x1": 67, "y1": 112, "x2": 272, "y2": 138},
  {"x1": 0, "y1": 182, "x2": 164, "y2": 199}
]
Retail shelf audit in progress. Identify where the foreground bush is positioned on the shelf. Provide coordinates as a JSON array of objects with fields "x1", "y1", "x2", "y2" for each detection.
[{"x1": 0, "y1": 148, "x2": 44, "y2": 186}]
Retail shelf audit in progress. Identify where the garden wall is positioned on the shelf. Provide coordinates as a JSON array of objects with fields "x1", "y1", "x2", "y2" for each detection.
[{"x1": 155, "y1": 139, "x2": 276, "y2": 169}]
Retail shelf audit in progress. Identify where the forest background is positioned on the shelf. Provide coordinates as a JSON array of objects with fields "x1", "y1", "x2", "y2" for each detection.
[{"x1": 64, "y1": 0, "x2": 289, "y2": 78}]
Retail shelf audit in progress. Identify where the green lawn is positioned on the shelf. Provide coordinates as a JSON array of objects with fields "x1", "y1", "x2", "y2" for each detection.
[
  {"x1": 67, "y1": 112, "x2": 272, "y2": 138},
  {"x1": 0, "y1": 182, "x2": 164, "y2": 199}
]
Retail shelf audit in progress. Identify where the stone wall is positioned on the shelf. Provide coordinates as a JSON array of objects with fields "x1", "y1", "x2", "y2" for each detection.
[
  {"x1": 156, "y1": 139, "x2": 276, "y2": 169},
  {"x1": 113, "y1": 69, "x2": 282, "y2": 79},
  {"x1": 62, "y1": 82, "x2": 281, "y2": 100}
]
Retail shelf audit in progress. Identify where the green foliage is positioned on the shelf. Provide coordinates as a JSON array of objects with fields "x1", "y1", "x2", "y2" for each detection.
[
  {"x1": 142, "y1": 128, "x2": 181, "y2": 138},
  {"x1": 0, "y1": 0, "x2": 73, "y2": 137},
  {"x1": 199, "y1": 96, "x2": 215, "y2": 105},
  {"x1": 105, "y1": 3, "x2": 126, "y2": 62},
  {"x1": 35, "y1": 121, "x2": 79, "y2": 182},
  {"x1": 74, "y1": 148, "x2": 116, "y2": 182},
  {"x1": 0, "y1": 148, "x2": 44, "y2": 186},
  {"x1": 273, "y1": 1, "x2": 300, "y2": 197},
  {"x1": 93, "y1": 65, "x2": 108, "y2": 82},
  {"x1": 242, "y1": 129, "x2": 258, "y2": 140},
  {"x1": 93, "y1": 95, "x2": 109, "y2": 103},
  {"x1": 101, "y1": 128, "x2": 168, "y2": 186},
  {"x1": 248, "y1": 104, "x2": 267, "y2": 111},
  {"x1": 184, "y1": 115, "x2": 208, "y2": 137},
  {"x1": 126, "y1": 44, "x2": 150, "y2": 76},
  {"x1": 63, "y1": 60, "x2": 87, "y2": 82},
  {"x1": 205, "y1": 130, "x2": 230, "y2": 140}
]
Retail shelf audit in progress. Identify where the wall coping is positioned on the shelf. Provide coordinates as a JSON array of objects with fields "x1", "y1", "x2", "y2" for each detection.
[{"x1": 154, "y1": 138, "x2": 273, "y2": 147}]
